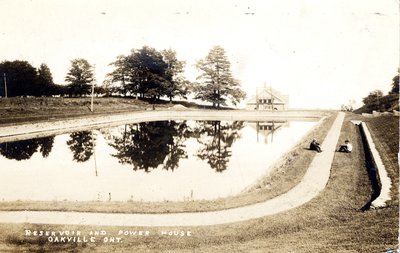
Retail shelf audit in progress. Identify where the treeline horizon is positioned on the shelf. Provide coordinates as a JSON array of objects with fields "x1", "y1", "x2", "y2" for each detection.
[
  {"x1": 0, "y1": 45, "x2": 246, "y2": 108},
  {"x1": 353, "y1": 74, "x2": 399, "y2": 113}
]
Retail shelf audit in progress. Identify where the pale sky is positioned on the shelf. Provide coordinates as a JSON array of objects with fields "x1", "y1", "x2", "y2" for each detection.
[{"x1": 0, "y1": 0, "x2": 398, "y2": 109}]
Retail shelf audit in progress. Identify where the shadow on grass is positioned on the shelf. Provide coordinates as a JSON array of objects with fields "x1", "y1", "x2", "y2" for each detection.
[{"x1": 358, "y1": 123, "x2": 381, "y2": 211}]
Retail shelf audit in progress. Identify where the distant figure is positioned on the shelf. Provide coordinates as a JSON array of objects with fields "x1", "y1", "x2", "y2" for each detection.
[
  {"x1": 310, "y1": 139, "x2": 322, "y2": 152},
  {"x1": 339, "y1": 140, "x2": 353, "y2": 153}
]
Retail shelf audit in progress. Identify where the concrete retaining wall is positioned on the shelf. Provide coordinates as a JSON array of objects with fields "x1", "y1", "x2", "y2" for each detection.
[
  {"x1": 359, "y1": 122, "x2": 392, "y2": 208},
  {"x1": 0, "y1": 109, "x2": 326, "y2": 143}
]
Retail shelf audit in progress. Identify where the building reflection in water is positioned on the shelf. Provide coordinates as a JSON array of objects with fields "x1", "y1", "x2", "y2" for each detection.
[{"x1": 249, "y1": 121, "x2": 290, "y2": 144}]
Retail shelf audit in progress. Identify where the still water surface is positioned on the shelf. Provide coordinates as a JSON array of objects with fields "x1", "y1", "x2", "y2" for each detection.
[{"x1": 0, "y1": 120, "x2": 316, "y2": 202}]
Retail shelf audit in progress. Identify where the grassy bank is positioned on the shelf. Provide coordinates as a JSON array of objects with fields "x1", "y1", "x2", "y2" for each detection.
[
  {"x1": 364, "y1": 115, "x2": 399, "y2": 206},
  {"x1": 0, "y1": 97, "x2": 146, "y2": 125},
  {"x1": 0, "y1": 97, "x2": 219, "y2": 126},
  {"x1": 0, "y1": 113, "x2": 397, "y2": 252}
]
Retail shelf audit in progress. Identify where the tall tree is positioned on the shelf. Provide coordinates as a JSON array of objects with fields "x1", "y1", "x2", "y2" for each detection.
[
  {"x1": 362, "y1": 90, "x2": 383, "y2": 105},
  {"x1": 106, "y1": 55, "x2": 131, "y2": 96},
  {"x1": 0, "y1": 60, "x2": 38, "y2": 97},
  {"x1": 107, "y1": 46, "x2": 191, "y2": 101},
  {"x1": 126, "y1": 46, "x2": 167, "y2": 100},
  {"x1": 161, "y1": 49, "x2": 189, "y2": 102},
  {"x1": 107, "y1": 47, "x2": 167, "y2": 99},
  {"x1": 37, "y1": 63, "x2": 55, "y2": 96},
  {"x1": 65, "y1": 58, "x2": 95, "y2": 97},
  {"x1": 195, "y1": 46, "x2": 246, "y2": 108}
]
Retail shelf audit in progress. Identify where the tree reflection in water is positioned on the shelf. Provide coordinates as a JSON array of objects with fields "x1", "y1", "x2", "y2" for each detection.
[
  {"x1": 164, "y1": 121, "x2": 192, "y2": 171},
  {"x1": 0, "y1": 120, "x2": 244, "y2": 172},
  {"x1": 67, "y1": 131, "x2": 95, "y2": 162},
  {"x1": 194, "y1": 121, "x2": 244, "y2": 172},
  {"x1": 37, "y1": 136, "x2": 55, "y2": 157},
  {"x1": 0, "y1": 136, "x2": 55, "y2": 161},
  {"x1": 110, "y1": 120, "x2": 243, "y2": 173},
  {"x1": 110, "y1": 121, "x2": 189, "y2": 172}
]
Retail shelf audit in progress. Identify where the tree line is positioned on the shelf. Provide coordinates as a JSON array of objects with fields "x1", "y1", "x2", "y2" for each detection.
[
  {"x1": 351, "y1": 74, "x2": 399, "y2": 113},
  {"x1": 105, "y1": 45, "x2": 245, "y2": 107},
  {"x1": 0, "y1": 61, "x2": 66, "y2": 97},
  {"x1": 361, "y1": 75, "x2": 399, "y2": 110},
  {"x1": 0, "y1": 45, "x2": 246, "y2": 108}
]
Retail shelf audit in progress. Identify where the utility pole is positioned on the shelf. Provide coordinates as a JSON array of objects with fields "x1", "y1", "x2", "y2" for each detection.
[
  {"x1": 3, "y1": 73, "x2": 7, "y2": 98},
  {"x1": 90, "y1": 82, "x2": 94, "y2": 112},
  {"x1": 90, "y1": 64, "x2": 96, "y2": 112}
]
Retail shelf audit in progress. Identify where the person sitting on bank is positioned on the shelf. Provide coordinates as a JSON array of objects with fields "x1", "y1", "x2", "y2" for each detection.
[
  {"x1": 310, "y1": 139, "x2": 322, "y2": 152},
  {"x1": 339, "y1": 139, "x2": 353, "y2": 153}
]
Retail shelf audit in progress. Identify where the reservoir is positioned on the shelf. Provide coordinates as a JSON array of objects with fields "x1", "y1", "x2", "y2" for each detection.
[{"x1": 0, "y1": 120, "x2": 317, "y2": 202}]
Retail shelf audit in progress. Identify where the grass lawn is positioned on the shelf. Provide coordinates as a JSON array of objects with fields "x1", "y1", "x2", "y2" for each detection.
[
  {"x1": 0, "y1": 101, "x2": 398, "y2": 252},
  {"x1": 0, "y1": 96, "x2": 220, "y2": 126},
  {"x1": 364, "y1": 115, "x2": 399, "y2": 206}
]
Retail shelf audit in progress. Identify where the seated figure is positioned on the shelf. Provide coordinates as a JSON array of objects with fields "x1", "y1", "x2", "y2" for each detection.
[
  {"x1": 310, "y1": 139, "x2": 322, "y2": 152},
  {"x1": 339, "y1": 140, "x2": 352, "y2": 153}
]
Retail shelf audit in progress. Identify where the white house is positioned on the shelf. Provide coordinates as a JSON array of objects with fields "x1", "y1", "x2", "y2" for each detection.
[{"x1": 246, "y1": 86, "x2": 289, "y2": 110}]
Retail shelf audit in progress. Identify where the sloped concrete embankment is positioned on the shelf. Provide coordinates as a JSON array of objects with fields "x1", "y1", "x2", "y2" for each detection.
[
  {"x1": 0, "y1": 110, "x2": 324, "y2": 143},
  {"x1": 358, "y1": 122, "x2": 392, "y2": 210}
]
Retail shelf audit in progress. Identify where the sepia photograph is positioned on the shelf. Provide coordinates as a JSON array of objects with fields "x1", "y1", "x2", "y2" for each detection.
[{"x1": 0, "y1": 0, "x2": 398, "y2": 252}]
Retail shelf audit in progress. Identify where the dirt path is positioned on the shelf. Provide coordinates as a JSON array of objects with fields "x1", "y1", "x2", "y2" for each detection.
[{"x1": 0, "y1": 112, "x2": 345, "y2": 227}]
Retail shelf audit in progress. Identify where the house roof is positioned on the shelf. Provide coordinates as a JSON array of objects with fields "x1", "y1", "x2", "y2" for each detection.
[{"x1": 246, "y1": 86, "x2": 289, "y2": 105}]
